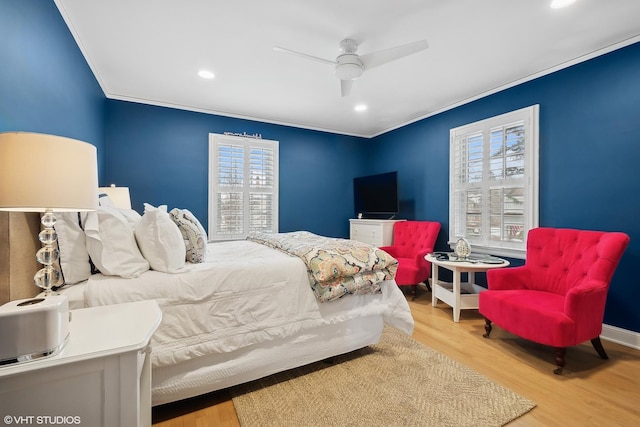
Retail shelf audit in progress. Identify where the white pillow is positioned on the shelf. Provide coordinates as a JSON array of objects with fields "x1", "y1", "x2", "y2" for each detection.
[
  {"x1": 84, "y1": 207, "x2": 149, "y2": 278},
  {"x1": 54, "y1": 212, "x2": 91, "y2": 284},
  {"x1": 169, "y1": 208, "x2": 208, "y2": 263},
  {"x1": 134, "y1": 204, "x2": 186, "y2": 273},
  {"x1": 118, "y1": 208, "x2": 142, "y2": 228}
]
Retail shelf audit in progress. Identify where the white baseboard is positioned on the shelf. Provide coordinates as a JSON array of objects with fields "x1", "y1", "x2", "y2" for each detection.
[
  {"x1": 420, "y1": 281, "x2": 640, "y2": 351},
  {"x1": 601, "y1": 324, "x2": 640, "y2": 350}
]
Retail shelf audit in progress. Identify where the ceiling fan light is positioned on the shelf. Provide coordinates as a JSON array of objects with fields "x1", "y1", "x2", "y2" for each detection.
[
  {"x1": 198, "y1": 70, "x2": 215, "y2": 79},
  {"x1": 335, "y1": 54, "x2": 363, "y2": 80},
  {"x1": 336, "y1": 64, "x2": 363, "y2": 80},
  {"x1": 550, "y1": 0, "x2": 577, "y2": 9}
]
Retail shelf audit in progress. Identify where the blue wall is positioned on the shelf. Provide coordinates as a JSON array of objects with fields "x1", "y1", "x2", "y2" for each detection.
[
  {"x1": 2, "y1": 0, "x2": 639, "y2": 334},
  {"x1": 372, "y1": 42, "x2": 640, "y2": 332},
  {"x1": 104, "y1": 100, "x2": 366, "y2": 238},
  {"x1": 0, "y1": 0, "x2": 106, "y2": 180}
]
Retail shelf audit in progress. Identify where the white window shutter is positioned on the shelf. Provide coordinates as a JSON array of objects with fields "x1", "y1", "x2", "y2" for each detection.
[
  {"x1": 209, "y1": 134, "x2": 279, "y2": 241},
  {"x1": 449, "y1": 105, "x2": 539, "y2": 259},
  {"x1": 249, "y1": 146, "x2": 276, "y2": 233}
]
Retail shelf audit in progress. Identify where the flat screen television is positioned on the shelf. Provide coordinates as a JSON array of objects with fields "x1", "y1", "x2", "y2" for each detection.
[{"x1": 353, "y1": 171, "x2": 399, "y2": 219}]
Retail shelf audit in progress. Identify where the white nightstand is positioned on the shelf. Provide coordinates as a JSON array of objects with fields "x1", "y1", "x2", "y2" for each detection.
[{"x1": 0, "y1": 300, "x2": 162, "y2": 427}]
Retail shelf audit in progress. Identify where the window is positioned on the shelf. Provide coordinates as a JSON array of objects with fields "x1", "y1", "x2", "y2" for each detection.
[
  {"x1": 208, "y1": 133, "x2": 278, "y2": 241},
  {"x1": 449, "y1": 105, "x2": 539, "y2": 259}
]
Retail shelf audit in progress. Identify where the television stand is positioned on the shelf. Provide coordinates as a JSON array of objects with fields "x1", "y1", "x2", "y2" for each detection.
[{"x1": 349, "y1": 218, "x2": 405, "y2": 247}]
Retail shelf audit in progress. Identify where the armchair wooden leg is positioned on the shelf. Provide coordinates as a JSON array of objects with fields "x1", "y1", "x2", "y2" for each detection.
[
  {"x1": 411, "y1": 284, "x2": 418, "y2": 301},
  {"x1": 482, "y1": 318, "x2": 492, "y2": 338},
  {"x1": 591, "y1": 337, "x2": 609, "y2": 360},
  {"x1": 553, "y1": 347, "x2": 566, "y2": 375}
]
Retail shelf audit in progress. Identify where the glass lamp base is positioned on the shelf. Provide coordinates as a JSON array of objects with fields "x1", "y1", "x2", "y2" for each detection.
[{"x1": 34, "y1": 210, "x2": 63, "y2": 295}]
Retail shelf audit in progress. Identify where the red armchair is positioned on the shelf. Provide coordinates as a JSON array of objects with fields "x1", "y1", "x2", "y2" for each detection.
[
  {"x1": 479, "y1": 227, "x2": 630, "y2": 374},
  {"x1": 379, "y1": 221, "x2": 441, "y2": 298}
]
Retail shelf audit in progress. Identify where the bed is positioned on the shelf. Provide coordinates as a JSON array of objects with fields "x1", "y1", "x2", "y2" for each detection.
[{"x1": 1, "y1": 209, "x2": 413, "y2": 406}]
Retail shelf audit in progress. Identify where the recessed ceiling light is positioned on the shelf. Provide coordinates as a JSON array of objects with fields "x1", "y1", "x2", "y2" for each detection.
[
  {"x1": 354, "y1": 104, "x2": 368, "y2": 112},
  {"x1": 198, "y1": 70, "x2": 215, "y2": 79},
  {"x1": 550, "y1": 0, "x2": 577, "y2": 9}
]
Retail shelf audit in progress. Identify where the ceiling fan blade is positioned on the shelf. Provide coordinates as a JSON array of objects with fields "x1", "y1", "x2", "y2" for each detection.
[
  {"x1": 360, "y1": 39, "x2": 429, "y2": 70},
  {"x1": 340, "y1": 79, "x2": 353, "y2": 97},
  {"x1": 273, "y1": 46, "x2": 335, "y2": 65}
]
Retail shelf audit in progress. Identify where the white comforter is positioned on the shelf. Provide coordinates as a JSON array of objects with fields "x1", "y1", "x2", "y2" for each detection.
[{"x1": 84, "y1": 240, "x2": 413, "y2": 368}]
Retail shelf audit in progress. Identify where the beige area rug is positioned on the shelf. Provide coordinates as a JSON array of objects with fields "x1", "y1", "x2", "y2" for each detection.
[{"x1": 231, "y1": 326, "x2": 535, "y2": 427}]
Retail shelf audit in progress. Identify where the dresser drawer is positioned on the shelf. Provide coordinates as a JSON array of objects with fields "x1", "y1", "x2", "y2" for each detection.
[
  {"x1": 349, "y1": 219, "x2": 404, "y2": 247},
  {"x1": 351, "y1": 223, "x2": 383, "y2": 246}
]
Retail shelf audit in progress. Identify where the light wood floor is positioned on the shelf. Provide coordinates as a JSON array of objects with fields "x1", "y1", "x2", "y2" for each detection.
[{"x1": 152, "y1": 287, "x2": 640, "y2": 426}]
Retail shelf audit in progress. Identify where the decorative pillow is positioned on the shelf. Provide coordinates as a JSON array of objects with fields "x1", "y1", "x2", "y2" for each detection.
[
  {"x1": 134, "y1": 204, "x2": 186, "y2": 273},
  {"x1": 54, "y1": 212, "x2": 91, "y2": 284},
  {"x1": 169, "y1": 208, "x2": 208, "y2": 263},
  {"x1": 84, "y1": 207, "x2": 149, "y2": 278}
]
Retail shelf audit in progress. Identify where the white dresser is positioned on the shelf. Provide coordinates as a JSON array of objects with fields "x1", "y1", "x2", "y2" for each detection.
[
  {"x1": 0, "y1": 300, "x2": 162, "y2": 427},
  {"x1": 349, "y1": 219, "x2": 405, "y2": 247}
]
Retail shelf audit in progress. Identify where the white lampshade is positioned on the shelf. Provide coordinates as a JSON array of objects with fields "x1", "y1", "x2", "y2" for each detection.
[
  {"x1": 99, "y1": 185, "x2": 132, "y2": 210},
  {"x1": 0, "y1": 132, "x2": 98, "y2": 212},
  {"x1": 0, "y1": 132, "x2": 99, "y2": 295}
]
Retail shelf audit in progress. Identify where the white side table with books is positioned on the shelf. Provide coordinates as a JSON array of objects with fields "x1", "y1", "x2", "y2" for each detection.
[{"x1": 426, "y1": 253, "x2": 509, "y2": 322}]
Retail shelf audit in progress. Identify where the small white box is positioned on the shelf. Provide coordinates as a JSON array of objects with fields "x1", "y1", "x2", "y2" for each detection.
[{"x1": 0, "y1": 295, "x2": 70, "y2": 364}]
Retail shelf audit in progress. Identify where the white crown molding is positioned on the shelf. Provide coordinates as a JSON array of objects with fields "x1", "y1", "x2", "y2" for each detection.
[{"x1": 373, "y1": 34, "x2": 640, "y2": 138}]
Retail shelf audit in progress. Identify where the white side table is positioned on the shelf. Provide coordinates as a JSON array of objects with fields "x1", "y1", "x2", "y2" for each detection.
[
  {"x1": 426, "y1": 254, "x2": 509, "y2": 322},
  {"x1": 0, "y1": 300, "x2": 162, "y2": 427}
]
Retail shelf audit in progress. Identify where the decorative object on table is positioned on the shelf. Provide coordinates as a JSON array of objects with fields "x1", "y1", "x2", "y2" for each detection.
[
  {"x1": 479, "y1": 227, "x2": 630, "y2": 374},
  {"x1": 471, "y1": 255, "x2": 506, "y2": 264},
  {"x1": 0, "y1": 132, "x2": 98, "y2": 296},
  {"x1": 431, "y1": 251, "x2": 452, "y2": 261},
  {"x1": 454, "y1": 236, "x2": 471, "y2": 260}
]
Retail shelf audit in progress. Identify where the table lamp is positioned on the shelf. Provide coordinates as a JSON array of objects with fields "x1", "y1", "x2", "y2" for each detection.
[
  {"x1": 0, "y1": 132, "x2": 98, "y2": 296},
  {"x1": 98, "y1": 184, "x2": 131, "y2": 209}
]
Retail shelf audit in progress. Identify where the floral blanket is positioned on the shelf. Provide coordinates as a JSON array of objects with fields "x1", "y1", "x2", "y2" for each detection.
[{"x1": 247, "y1": 231, "x2": 398, "y2": 302}]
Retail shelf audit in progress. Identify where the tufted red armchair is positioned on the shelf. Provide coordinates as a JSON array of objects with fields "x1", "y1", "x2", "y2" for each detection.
[
  {"x1": 379, "y1": 220, "x2": 441, "y2": 298},
  {"x1": 479, "y1": 227, "x2": 630, "y2": 374}
]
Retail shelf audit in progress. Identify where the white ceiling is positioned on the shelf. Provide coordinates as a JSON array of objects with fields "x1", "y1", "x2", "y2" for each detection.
[{"x1": 54, "y1": 0, "x2": 640, "y2": 138}]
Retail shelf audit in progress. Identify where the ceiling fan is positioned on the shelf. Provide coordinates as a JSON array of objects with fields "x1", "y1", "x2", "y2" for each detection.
[{"x1": 273, "y1": 38, "x2": 429, "y2": 97}]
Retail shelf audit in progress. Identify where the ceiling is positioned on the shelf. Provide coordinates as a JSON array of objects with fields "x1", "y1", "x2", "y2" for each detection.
[{"x1": 54, "y1": 0, "x2": 640, "y2": 138}]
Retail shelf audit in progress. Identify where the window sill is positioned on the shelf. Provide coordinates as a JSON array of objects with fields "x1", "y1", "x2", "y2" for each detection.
[{"x1": 447, "y1": 242, "x2": 526, "y2": 260}]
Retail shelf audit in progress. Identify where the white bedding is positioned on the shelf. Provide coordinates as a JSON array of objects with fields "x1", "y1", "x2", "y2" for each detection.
[{"x1": 63, "y1": 240, "x2": 414, "y2": 404}]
